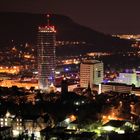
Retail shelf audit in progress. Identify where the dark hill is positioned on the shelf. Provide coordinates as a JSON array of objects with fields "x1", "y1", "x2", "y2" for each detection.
[{"x1": 0, "y1": 12, "x2": 133, "y2": 53}]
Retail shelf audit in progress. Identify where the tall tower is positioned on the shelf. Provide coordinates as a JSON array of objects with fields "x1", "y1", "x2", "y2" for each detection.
[{"x1": 37, "y1": 14, "x2": 56, "y2": 90}]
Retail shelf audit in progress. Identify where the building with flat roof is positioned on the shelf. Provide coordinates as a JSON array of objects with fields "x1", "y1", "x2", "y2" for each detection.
[
  {"x1": 114, "y1": 69, "x2": 140, "y2": 87},
  {"x1": 100, "y1": 83, "x2": 132, "y2": 93},
  {"x1": 80, "y1": 60, "x2": 103, "y2": 88}
]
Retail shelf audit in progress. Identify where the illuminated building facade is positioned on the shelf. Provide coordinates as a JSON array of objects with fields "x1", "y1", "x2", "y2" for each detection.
[
  {"x1": 80, "y1": 60, "x2": 104, "y2": 88},
  {"x1": 113, "y1": 68, "x2": 140, "y2": 87},
  {"x1": 100, "y1": 83, "x2": 132, "y2": 93},
  {"x1": 37, "y1": 17, "x2": 56, "y2": 89},
  {"x1": 115, "y1": 72, "x2": 137, "y2": 86}
]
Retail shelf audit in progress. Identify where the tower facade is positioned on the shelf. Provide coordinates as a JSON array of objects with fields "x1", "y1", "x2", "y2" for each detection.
[
  {"x1": 80, "y1": 60, "x2": 104, "y2": 88},
  {"x1": 37, "y1": 21, "x2": 56, "y2": 89}
]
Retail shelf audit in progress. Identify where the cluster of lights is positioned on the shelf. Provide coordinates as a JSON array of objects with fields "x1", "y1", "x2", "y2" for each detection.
[
  {"x1": 38, "y1": 26, "x2": 56, "y2": 33},
  {"x1": 62, "y1": 59, "x2": 80, "y2": 65},
  {"x1": 0, "y1": 66, "x2": 20, "y2": 74},
  {"x1": 113, "y1": 34, "x2": 140, "y2": 41},
  {"x1": 87, "y1": 52, "x2": 112, "y2": 57},
  {"x1": 56, "y1": 41, "x2": 86, "y2": 46},
  {"x1": 0, "y1": 79, "x2": 38, "y2": 89},
  {"x1": 64, "y1": 115, "x2": 76, "y2": 124},
  {"x1": 102, "y1": 113, "x2": 120, "y2": 124}
]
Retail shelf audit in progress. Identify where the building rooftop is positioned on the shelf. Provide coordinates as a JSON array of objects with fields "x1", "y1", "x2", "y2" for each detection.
[
  {"x1": 102, "y1": 82, "x2": 132, "y2": 87},
  {"x1": 81, "y1": 60, "x2": 102, "y2": 65},
  {"x1": 38, "y1": 25, "x2": 56, "y2": 33},
  {"x1": 103, "y1": 120, "x2": 127, "y2": 128}
]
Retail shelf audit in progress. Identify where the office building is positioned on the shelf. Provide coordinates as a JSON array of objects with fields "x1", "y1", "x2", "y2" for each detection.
[
  {"x1": 80, "y1": 60, "x2": 103, "y2": 88},
  {"x1": 37, "y1": 15, "x2": 56, "y2": 90}
]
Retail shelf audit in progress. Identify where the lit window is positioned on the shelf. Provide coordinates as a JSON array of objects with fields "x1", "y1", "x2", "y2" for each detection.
[
  {"x1": 5, "y1": 119, "x2": 7, "y2": 121},
  {"x1": 5, "y1": 122, "x2": 7, "y2": 126},
  {"x1": 0, "y1": 118, "x2": 3, "y2": 121}
]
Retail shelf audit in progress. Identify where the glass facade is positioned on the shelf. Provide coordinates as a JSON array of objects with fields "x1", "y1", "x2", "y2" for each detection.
[{"x1": 37, "y1": 26, "x2": 56, "y2": 89}]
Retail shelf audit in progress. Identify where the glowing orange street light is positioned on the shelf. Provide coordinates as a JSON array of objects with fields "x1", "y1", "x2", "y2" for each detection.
[{"x1": 69, "y1": 115, "x2": 76, "y2": 122}]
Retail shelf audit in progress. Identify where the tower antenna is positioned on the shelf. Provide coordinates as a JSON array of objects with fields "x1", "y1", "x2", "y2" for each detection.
[{"x1": 47, "y1": 14, "x2": 50, "y2": 26}]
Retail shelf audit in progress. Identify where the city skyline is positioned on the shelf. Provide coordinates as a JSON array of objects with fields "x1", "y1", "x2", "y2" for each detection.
[
  {"x1": 0, "y1": 0, "x2": 140, "y2": 34},
  {"x1": 0, "y1": 1, "x2": 140, "y2": 140}
]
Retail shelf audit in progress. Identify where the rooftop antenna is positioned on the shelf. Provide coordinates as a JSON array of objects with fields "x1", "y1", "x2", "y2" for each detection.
[{"x1": 47, "y1": 14, "x2": 50, "y2": 26}]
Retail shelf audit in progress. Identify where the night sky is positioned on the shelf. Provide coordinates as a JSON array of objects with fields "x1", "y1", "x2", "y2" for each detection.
[{"x1": 0, "y1": 0, "x2": 140, "y2": 34}]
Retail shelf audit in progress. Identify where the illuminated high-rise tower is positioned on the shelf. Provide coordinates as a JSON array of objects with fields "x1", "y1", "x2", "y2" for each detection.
[{"x1": 37, "y1": 14, "x2": 56, "y2": 90}]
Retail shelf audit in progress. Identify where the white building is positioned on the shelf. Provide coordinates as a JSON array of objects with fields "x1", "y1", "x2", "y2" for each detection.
[
  {"x1": 114, "y1": 69, "x2": 140, "y2": 87},
  {"x1": 80, "y1": 60, "x2": 103, "y2": 88}
]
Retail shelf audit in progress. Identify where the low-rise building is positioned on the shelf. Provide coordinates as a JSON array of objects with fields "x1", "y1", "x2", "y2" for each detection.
[
  {"x1": 100, "y1": 83, "x2": 132, "y2": 93},
  {"x1": 0, "y1": 110, "x2": 52, "y2": 139}
]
